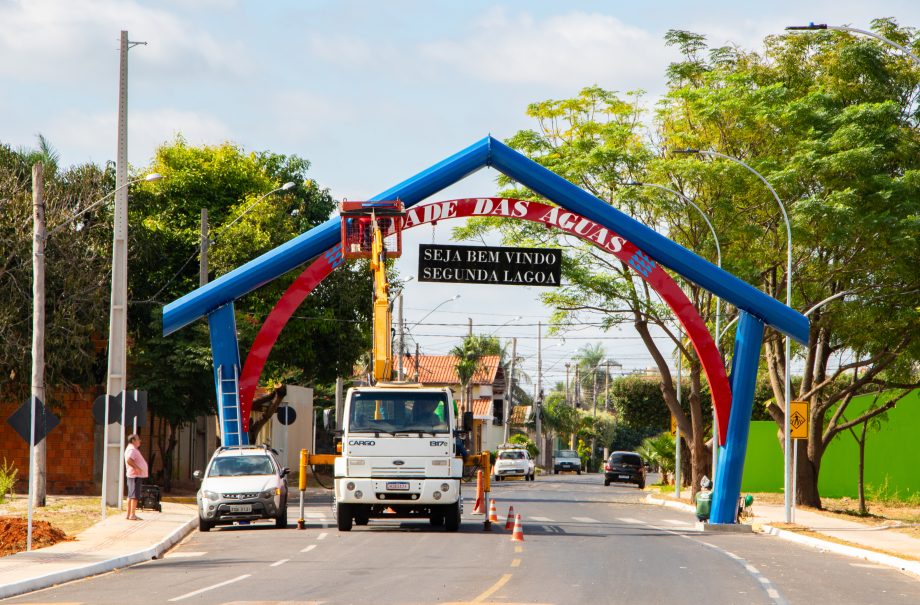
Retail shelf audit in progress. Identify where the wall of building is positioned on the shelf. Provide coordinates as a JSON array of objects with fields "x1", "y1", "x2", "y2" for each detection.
[
  {"x1": 1, "y1": 387, "x2": 98, "y2": 494},
  {"x1": 741, "y1": 390, "x2": 920, "y2": 500}
]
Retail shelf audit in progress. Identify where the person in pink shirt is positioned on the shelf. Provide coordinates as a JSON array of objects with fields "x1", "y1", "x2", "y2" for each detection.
[{"x1": 124, "y1": 434, "x2": 149, "y2": 520}]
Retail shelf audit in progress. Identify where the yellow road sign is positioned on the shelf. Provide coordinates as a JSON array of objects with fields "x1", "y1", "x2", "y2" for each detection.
[{"x1": 789, "y1": 400, "x2": 809, "y2": 440}]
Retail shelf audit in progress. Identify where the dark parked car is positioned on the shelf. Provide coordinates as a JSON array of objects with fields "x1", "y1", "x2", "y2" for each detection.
[{"x1": 604, "y1": 451, "x2": 646, "y2": 488}]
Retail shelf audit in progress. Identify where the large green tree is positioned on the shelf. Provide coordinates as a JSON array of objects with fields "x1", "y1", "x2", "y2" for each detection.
[
  {"x1": 0, "y1": 141, "x2": 112, "y2": 401},
  {"x1": 128, "y1": 139, "x2": 371, "y2": 485},
  {"x1": 657, "y1": 21, "x2": 920, "y2": 506}
]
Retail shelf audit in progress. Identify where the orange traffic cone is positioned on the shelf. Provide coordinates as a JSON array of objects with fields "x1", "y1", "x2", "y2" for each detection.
[
  {"x1": 504, "y1": 505, "x2": 515, "y2": 530},
  {"x1": 488, "y1": 499, "x2": 499, "y2": 523},
  {"x1": 473, "y1": 470, "x2": 485, "y2": 515},
  {"x1": 511, "y1": 514, "x2": 524, "y2": 542}
]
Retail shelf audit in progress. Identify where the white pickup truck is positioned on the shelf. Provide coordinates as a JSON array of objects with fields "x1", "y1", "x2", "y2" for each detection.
[{"x1": 333, "y1": 384, "x2": 468, "y2": 531}]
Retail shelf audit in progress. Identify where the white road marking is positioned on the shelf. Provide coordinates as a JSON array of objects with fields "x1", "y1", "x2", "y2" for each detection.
[
  {"x1": 572, "y1": 516, "x2": 599, "y2": 523},
  {"x1": 850, "y1": 563, "x2": 889, "y2": 569},
  {"x1": 163, "y1": 551, "x2": 206, "y2": 558},
  {"x1": 301, "y1": 544, "x2": 317, "y2": 553},
  {"x1": 616, "y1": 517, "x2": 644, "y2": 524},
  {"x1": 317, "y1": 531, "x2": 328, "y2": 540},
  {"x1": 530, "y1": 516, "x2": 554, "y2": 522},
  {"x1": 663, "y1": 519, "x2": 691, "y2": 526},
  {"x1": 270, "y1": 558, "x2": 290, "y2": 567},
  {"x1": 168, "y1": 574, "x2": 250, "y2": 602}
]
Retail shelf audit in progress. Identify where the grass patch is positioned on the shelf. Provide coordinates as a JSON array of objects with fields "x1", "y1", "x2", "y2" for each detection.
[{"x1": 0, "y1": 495, "x2": 120, "y2": 536}]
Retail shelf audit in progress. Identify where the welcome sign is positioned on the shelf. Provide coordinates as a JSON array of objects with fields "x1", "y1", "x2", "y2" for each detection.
[{"x1": 418, "y1": 243, "x2": 561, "y2": 286}]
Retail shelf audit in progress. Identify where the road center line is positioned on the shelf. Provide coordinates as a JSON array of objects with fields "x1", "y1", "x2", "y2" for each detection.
[
  {"x1": 270, "y1": 558, "x2": 290, "y2": 567},
  {"x1": 514, "y1": 545, "x2": 523, "y2": 553},
  {"x1": 317, "y1": 531, "x2": 328, "y2": 540},
  {"x1": 511, "y1": 558, "x2": 521, "y2": 567},
  {"x1": 301, "y1": 544, "x2": 317, "y2": 553},
  {"x1": 472, "y1": 573, "x2": 512, "y2": 603},
  {"x1": 168, "y1": 574, "x2": 251, "y2": 602}
]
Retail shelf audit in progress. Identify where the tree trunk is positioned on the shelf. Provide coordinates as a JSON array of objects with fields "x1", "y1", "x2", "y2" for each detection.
[
  {"x1": 798, "y1": 444, "x2": 821, "y2": 508},
  {"x1": 857, "y1": 421, "x2": 868, "y2": 515},
  {"x1": 161, "y1": 421, "x2": 179, "y2": 492}
]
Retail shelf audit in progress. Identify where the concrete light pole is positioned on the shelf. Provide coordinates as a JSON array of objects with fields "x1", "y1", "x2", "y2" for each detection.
[
  {"x1": 627, "y1": 181, "x2": 723, "y2": 480},
  {"x1": 675, "y1": 148, "x2": 793, "y2": 522}
]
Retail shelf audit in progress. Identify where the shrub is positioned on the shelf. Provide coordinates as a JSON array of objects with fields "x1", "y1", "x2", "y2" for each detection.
[{"x1": 0, "y1": 459, "x2": 18, "y2": 503}]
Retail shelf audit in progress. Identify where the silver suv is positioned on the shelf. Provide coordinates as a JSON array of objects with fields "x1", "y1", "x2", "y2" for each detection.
[{"x1": 194, "y1": 445, "x2": 290, "y2": 532}]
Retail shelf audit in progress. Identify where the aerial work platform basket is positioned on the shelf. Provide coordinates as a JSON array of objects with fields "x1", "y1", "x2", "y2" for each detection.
[{"x1": 340, "y1": 200, "x2": 405, "y2": 260}]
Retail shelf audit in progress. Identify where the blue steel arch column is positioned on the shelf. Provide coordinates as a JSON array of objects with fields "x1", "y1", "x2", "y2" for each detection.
[
  {"x1": 710, "y1": 311, "x2": 765, "y2": 523},
  {"x1": 209, "y1": 302, "x2": 246, "y2": 446}
]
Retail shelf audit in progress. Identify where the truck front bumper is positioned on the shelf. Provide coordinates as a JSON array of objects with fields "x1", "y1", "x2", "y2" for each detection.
[{"x1": 336, "y1": 478, "x2": 460, "y2": 505}]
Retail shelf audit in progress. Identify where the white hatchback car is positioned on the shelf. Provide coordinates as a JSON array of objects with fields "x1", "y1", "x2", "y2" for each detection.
[
  {"x1": 493, "y1": 448, "x2": 536, "y2": 481},
  {"x1": 194, "y1": 445, "x2": 290, "y2": 531}
]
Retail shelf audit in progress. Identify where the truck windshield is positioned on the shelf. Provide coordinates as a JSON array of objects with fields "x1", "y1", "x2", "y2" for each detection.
[{"x1": 349, "y1": 391, "x2": 450, "y2": 434}]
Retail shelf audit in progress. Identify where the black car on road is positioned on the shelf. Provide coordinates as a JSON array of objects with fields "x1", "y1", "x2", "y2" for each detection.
[{"x1": 604, "y1": 451, "x2": 646, "y2": 488}]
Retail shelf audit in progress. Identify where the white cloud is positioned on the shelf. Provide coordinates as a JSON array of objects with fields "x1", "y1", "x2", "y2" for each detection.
[
  {"x1": 45, "y1": 107, "x2": 232, "y2": 164},
  {"x1": 0, "y1": 0, "x2": 251, "y2": 83},
  {"x1": 420, "y1": 8, "x2": 673, "y2": 90}
]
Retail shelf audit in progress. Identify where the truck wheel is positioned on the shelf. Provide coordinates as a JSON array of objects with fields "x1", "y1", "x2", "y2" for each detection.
[
  {"x1": 198, "y1": 517, "x2": 212, "y2": 532},
  {"x1": 444, "y1": 501, "x2": 461, "y2": 532},
  {"x1": 355, "y1": 507, "x2": 370, "y2": 526},
  {"x1": 430, "y1": 509, "x2": 445, "y2": 527},
  {"x1": 337, "y1": 503, "x2": 353, "y2": 532}
]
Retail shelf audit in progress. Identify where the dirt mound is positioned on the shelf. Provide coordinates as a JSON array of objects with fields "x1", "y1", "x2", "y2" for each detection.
[{"x1": 0, "y1": 516, "x2": 73, "y2": 557}]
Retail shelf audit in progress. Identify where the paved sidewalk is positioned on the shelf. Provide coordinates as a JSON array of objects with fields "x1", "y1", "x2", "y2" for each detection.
[
  {"x1": 752, "y1": 503, "x2": 920, "y2": 560},
  {"x1": 0, "y1": 501, "x2": 197, "y2": 600},
  {"x1": 647, "y1": 492, "x2": 920, "y2": 578}
]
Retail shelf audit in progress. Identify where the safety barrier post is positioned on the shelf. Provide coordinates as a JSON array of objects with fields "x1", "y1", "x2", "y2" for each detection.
[{"x1": 297, "y1": 448, "x2": 307, "y2": 530}]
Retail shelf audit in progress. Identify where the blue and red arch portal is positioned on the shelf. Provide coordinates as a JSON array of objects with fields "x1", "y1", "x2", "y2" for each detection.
[{"x1": 238, "y1": 198, "x2": 732, "y2": 452}]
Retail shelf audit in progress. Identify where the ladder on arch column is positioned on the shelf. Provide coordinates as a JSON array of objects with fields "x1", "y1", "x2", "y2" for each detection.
[{"x1": 217, "y1": 364, "x2": 244, "y2": 447}]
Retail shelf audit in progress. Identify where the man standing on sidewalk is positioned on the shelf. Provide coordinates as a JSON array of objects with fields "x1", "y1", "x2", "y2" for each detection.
[{"x1": 124, "y1": 434, "x2": 148, "y2": 520}]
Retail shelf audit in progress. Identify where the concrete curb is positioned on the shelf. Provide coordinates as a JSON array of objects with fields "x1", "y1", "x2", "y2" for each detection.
[
  {"x1": 0, "y1": 514, "x2": 197, "y2": 600},
  {"x1": 644, "y1": 494, "x2": 696, "y2": 514},
  {"x1": 644, "y1": 494, "x2": 920, "y2": 580},
  {"x1": 760, "y1": 524, "x2": 920, "y2": 580}
]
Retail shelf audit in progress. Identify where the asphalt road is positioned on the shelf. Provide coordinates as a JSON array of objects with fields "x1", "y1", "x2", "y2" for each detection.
[{"x1": 5, "y1": 474, "x2": 920, "y2": 604}]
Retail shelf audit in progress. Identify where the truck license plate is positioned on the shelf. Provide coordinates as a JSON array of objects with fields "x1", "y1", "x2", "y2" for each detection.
[
  {"x1": 386, "y1": 482, "x2": 410, "y2": 491},
  {"x1": 229, "y1": 504, "x2": 252, "y2": 513}
]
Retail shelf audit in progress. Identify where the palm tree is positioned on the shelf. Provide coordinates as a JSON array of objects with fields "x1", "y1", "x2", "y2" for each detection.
[
  {"x1": 574, "y1": 342, "x2": 608, "y2": 409},
  {"x1": 450, "y1": 334, "x2": 494, "y2": 419},
  {"x1": 637, "y1": 432, "x2": 676, "y2": 485}
]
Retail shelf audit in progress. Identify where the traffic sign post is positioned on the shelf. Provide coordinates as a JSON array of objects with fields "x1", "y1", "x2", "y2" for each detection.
[{"x1": 789, "y1": 400, "x2": 809, "y2": 523}]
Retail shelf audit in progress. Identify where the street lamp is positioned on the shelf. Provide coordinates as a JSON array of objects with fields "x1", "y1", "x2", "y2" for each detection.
[
  {"x1": 786, "y1": 23, "x2": 920, "y2": 64},
  {"x1": 489, "y1": 315, "x2": 522, "y2": 336},
  {"x1": 627, "y1": 180, "x2": 725, "y2": 479},
  {"x1": 407, "y1": 294, "x2": 461, "y2": 330},
  {"x1": 674, "y1": 147, "x2": 795, "y2": 522},
  {"x1": 216, "y1": 181, "x2": 297, "y2": 235},
  {"x1": 47, "y1": 173, "x2": 162, "y2": 237}
]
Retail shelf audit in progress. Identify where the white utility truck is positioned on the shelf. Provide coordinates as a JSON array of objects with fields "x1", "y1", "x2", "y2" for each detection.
[{"x1": 333, "y1": 384, "x2": 468, "y2": 531}]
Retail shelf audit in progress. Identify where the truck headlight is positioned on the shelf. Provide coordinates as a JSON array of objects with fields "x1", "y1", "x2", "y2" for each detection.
[{"x1": 261, "y1": 490, "x2": 274, "y2": 499}]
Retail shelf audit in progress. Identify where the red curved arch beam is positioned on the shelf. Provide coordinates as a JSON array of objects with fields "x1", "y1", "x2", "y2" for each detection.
[{"x1": 240, "y1": 198, "x2": 731, "y2": 444}]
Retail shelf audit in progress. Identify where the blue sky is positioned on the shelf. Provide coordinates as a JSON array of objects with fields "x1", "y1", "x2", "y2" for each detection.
[{"x1": 3, "y1": 0, "x2": 917, "y2": 387}]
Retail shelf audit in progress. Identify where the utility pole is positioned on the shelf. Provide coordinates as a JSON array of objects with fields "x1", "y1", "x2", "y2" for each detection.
[
  {"x1": 503, "y1": 338, "x2": 516, "y2": 443},
  {"x1": 605, "y1": 360, "x2": 610, "y2": 412},
  {"x1": 565, "y1": 363, "x2": 570, "y2": 406},
  {"x1": 103, "y1": 30, "x2": 144, "y2": 511},
  {"x1": 29, "y1": 163, "x2": 46, "y2": 553},
  {"x1": 572, "y1": 364, "x2": 580, "y2": 448},
  {"x1": 414, "y1": 343, "x2": 420, "y2": 382},
  {"x1": 535, "y1": 322, "x2": 543, "y2": 467},
  {"x1": 397, "y1": 294, "x2": 404, "y2": 380},
  {"x1": 591, "y1": 370, "x2": 597, "y2": 471},
  {"x1": 468, "y1": 317, "x2": 472, "y2": 336}
]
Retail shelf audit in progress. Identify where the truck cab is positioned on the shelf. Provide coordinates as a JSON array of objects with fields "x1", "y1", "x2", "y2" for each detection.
[{"x1": 333, "y1": 384, "x2": 466, "y2": 531}]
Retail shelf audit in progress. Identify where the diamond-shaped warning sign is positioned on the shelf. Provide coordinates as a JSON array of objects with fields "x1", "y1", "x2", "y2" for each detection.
[{"x1": 790, "y1": 400, "x2": 809, "y2": 440}]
